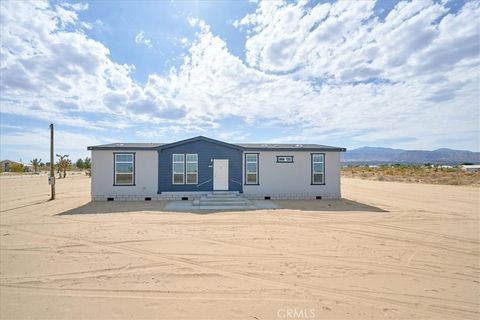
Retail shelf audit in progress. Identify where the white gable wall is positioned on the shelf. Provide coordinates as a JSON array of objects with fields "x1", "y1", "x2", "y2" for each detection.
[
  {"x1": 242, "y1": 151, "x2": 341, "y2": 199},
  {"x1": 91, "y1": 150, "x2": 158, "y2": 199}
]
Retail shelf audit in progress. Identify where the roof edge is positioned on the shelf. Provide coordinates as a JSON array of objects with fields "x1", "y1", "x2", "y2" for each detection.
[
  {"x1": 87, "y1": 146, "x2": 158, "y2": 151},
  {"x1": 242, "y1": 147, "x2": 347, "y2": 152},
  {"x1": 158, "y1": 136, "x2": 245, "y2": 151}
]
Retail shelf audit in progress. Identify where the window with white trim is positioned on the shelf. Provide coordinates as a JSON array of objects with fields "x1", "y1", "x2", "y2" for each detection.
[
  {"x1": 186, "y1": 154, "x2": 198, "y2": 184},
  {"x1": 245, "y1": 153, "x2": 258, "y2": 184},
  {"x1": 312, "y1": 153, "x2": 325, "y2": 184},
  {"x1": 172, "y1": 154, "x2": 185, "y2": 184},
  {"x1": 114, "y1": 153, "x2": 134, "y2": 185}
]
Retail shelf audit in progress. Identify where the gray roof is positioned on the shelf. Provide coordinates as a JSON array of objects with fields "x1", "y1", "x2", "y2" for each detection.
[
  {"x1": 87, "y1": 143, "x2": 165, "y2": 150},
  {"x1": 88, "y1": 137, "x2": 345, "y2": 151},
  {"x1": 237, "y1": 143, "x2": 345, "y2": 151}
]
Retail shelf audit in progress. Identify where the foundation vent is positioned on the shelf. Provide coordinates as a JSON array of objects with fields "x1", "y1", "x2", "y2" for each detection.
[{"x1": 107, "y1": 197, "x2": 114, "y2": 201}]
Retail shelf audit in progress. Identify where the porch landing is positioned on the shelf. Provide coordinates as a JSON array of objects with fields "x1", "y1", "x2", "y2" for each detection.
[{"x1": 164, "y1": 192, "x2": 280, "y2": 211}]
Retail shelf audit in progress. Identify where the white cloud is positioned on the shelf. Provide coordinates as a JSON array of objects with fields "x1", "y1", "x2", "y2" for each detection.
[
  {"x1": 60, "y1": 2, "x2": 89, "y2": 11},
  {"x1": 0, "y1": 0, "x2": 478, "y2": 154},
  {"x1": 134, "y1": 31, "x2": 152, "y2": 48},
  {"x1": 187, "y1": 17, "x2": 199, "y2": 27},
  {"x1": 237, "y1": 1, "x2": 479, "y2": 85},
  {"x1": 142, "y1": 12, "x2": 479, "y2": 149},
  {"x1": 0, "y1": 1, "x2": 184, "y2": 130}
]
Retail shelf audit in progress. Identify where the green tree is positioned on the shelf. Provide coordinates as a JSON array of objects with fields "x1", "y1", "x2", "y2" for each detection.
[
  {"x1": 83, "y1": 157, "x2": 91, "y2": 169},
  {"x1": 56, "y1": 154, "x2": 71, "y2": 178},
  {"x1": 30, "y1": 158, "x2": 42, "y2": 173},
  {"x1": 75, "y1": 158, "x2": 84, "y2": 169},
  {"x1": 83, "y1": 157, "x2": 91, "y2": 176}
]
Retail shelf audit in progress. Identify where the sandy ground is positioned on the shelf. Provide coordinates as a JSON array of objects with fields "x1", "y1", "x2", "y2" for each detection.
[{"x1": 0, "y1": 175, "x2": 479, "y2": 319}]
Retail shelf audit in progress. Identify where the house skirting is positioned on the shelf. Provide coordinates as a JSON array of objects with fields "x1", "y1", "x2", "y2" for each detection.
[
  {"x1": 92, "y1": 192, "x2": 211, "y2": 201},
  {"x1": 91, "y1": 191, "x2": 340, "y2": 201},
  {"x1": 243, "y1": 193, "x2": 340, "y2": 200}
]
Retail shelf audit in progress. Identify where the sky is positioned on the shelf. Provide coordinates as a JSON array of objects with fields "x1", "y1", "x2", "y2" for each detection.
[{"x1": 0, "y1": 0, "x2": 479, "y2": 162}]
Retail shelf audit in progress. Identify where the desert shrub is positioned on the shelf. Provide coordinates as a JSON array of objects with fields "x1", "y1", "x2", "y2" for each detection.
[
  {"x1": 447, "y1": 179, "x2": 461, "y2": 185},
  {"x1": 342, "y1": 164, "x2": 480, "y2": 186},
  {"x1": 10, "y1": 163, "x2": 24, "y2": 172}
]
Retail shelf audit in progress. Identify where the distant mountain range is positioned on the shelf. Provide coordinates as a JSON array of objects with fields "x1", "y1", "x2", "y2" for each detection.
[{"x1": 342, "y1": 147, "x2": 480, "y2": 164}]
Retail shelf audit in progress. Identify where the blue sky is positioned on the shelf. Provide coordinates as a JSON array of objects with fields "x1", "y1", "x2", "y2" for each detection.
[
  {"x1": 79, "y1": 1, "x2": 256, "y2": 82},
  {"x1": 0, "y1": 0, "x2": 479, "y2": 162}
]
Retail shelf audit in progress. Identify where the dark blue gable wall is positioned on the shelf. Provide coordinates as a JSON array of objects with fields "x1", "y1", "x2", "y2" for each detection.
[{"x1": 157, "y1": 140, "x2": 243, "y2": 193}]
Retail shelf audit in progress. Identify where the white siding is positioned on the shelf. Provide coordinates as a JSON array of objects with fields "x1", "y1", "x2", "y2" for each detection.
[
  {"x1": 242, "y1": 151, "x2": 341, "y2": 199},
  {"x1": 91, "y1": 150, "x2": 158, "y2": 198}
]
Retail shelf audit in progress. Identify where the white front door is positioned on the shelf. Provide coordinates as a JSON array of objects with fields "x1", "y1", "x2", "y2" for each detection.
[{"x1": 213, "y1": 159, "x2": 229, "y2": 191}]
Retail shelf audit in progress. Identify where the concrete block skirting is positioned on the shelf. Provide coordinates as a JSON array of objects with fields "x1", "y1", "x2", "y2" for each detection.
[
  {"x1": 92, "y1": 192, "x2": 212, "y2": 201},
  {"x1": 243, "y1": 193, "x2": 340, "y2": 200},
  {"x1": 91, "y1": 192, "x2": 340, "y2": 201}
]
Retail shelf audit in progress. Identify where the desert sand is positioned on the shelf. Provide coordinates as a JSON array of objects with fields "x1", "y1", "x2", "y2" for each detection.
[{"x1": 0, "y1": 174, "x2": 479, "y2": 319}]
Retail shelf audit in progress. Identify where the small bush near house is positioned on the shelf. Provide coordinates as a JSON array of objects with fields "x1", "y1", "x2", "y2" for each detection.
[
  {"x1": 9, "y1": 163, "x2": 24, "y2": 173},
  {"x1": 83, "y1": 157, "x2": 91, "y2": 177}
]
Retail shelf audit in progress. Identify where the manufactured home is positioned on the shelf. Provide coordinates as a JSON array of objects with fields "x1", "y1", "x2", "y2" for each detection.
[{"x1": 87, "y1": 136, "x2": 346, "y2": 201}]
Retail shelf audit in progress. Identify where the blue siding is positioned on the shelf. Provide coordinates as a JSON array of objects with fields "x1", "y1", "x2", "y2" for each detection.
[{"x1": 158, "y1": 140, "x2": 243, "y2": 193}]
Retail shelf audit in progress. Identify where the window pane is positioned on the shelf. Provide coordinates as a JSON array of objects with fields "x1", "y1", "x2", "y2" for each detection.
[
  {"x1": 186, "y1": 173, "x2": 197, "y2": 184},
  {"x1": 116, "y1": 173, "x2": 133, "y2": 184},
  {"x1": 246, "y1": 173, "x2": 257, "y2": 184},
  {"x1": 246, "y1": 154, "x2": 257, "y2": 162},
  {"x1": 173, "y1": 163, "x2": 184, "y2": 173},
  {"x1": 173, "y1": 154, "x2": 184, "y2": 162},
  {"x1": 116, "y1": 154, "x2": 133, "y2": 162},
  {"x1": 313, "y1": 163, "x2": 324, "y2": 173},
  {"x1": 116, "y1": 162, "x2": 133, "y2": 173},
  {"x1": 186, "y1": 162, "x2": 197, "y2": 173},
  {"x1": 313, "y1": 173, "x2": 323, "y2": 184},
  {"x1": 313, "y1": 154, "x2": 324, "y2": 162},
  {"x1": 186, "y1": 154, "x2": 197, "y2": 162},
  {"x1": 246, "y1": 162, "x2": 257, "y2": 173},
  {"x1": 173, "y1": 173, "x2": 184, "y2": 184}
]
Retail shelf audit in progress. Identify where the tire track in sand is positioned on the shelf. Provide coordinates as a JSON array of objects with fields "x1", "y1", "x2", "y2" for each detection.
[{"x1": 5, "y1": 226, "x2": 478, "y2": 320}]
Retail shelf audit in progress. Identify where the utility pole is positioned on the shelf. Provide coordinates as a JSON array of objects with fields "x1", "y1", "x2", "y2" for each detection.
[{"x1": 49, "y1": 123, "x2": 55, "y2": 200}]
